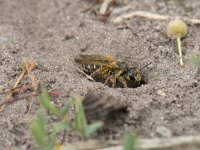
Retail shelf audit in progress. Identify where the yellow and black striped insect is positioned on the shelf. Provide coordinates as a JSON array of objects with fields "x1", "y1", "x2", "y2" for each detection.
[{"x1": 75, "y1": 55, "x2": 142, "y2": 88}]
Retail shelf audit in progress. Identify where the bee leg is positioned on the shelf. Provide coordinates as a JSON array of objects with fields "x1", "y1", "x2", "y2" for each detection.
[
  {"x1": 118, "y1": 77, "x2": 127, "y2": 88},
  {"x1": 110, "y1": 76, "x2": 117, "y2": 87},
  {"x1": 110, "y1": 70, "x2": 124, "y2": 87},
  {"x1": 90, "y1": 67, "x2": 104, "y2": 77},
  {"x1": 101, "y1": 68, "x2": 111, "y2": 78},
  {"x1": 104, "y1": 75, "x2": 116, "y2": 87},
  {"x1": 104, "y1": 75, "x2": 112, "y2": 85}
]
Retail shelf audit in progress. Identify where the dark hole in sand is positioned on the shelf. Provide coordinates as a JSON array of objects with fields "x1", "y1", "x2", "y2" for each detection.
[
  {"x1": 82, "y1": 91, "x2": 128, "y2": 125},
  {"x1": 91, "y1": 74, "x2": 147, "y2": 88},
  {"x1": 75, "y1": 55, "x2": 148, "y2": 88}
]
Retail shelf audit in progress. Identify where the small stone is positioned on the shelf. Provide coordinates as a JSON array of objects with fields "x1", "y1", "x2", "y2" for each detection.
[
  {"x1": 157, "y1": 89, "x2": 166, "y2": 97},
  {"x1": 155, "y1": 126, "x2": 172, "y2": 138},
  {"x1": 0, "y1": 36, "x2": 8, "y2": 44}
]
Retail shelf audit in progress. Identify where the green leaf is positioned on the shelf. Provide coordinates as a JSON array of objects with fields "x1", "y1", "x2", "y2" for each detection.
[
  {"x1": 73, "y1": 98, "x2": 87, "y2": 135},
  {"x1": 29, "y1": 112, "x2": 47, "y2": 148},
  {"x1": 48, "y1": 122, "x2": 68, "y2": 149},
  {"x1": 11, "y1": 147, "x2": 20, "y2": 150},
  {"x1": 38, "y1": 87, "x2": 61, "y2": 116},
  {"x1": 60, "y1": 99, "x2": 74, "y2": 117},
  {"x1": 123, "y1": 133, "x2": 137, "y2": 150},
  {"x1": 84, "y1": 122, "x2": 103, "y2": 138},
  {"x1": 51, "y1": 121, "x2": 69, "y2": 138},
  {"x1": 192, "y1": 53, "x2": 200, "y2": 67}
]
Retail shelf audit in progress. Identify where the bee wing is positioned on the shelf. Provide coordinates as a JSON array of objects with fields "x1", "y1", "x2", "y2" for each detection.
[
  {"x1": 74, "y1": 58, "x2": 103, "y2": 65},
  {"x1": 78, "y1": 55, "x2": 115, "y2": 61},
  {"x1": 74, "y1": 55, "x2": 118, "y2": 67}
]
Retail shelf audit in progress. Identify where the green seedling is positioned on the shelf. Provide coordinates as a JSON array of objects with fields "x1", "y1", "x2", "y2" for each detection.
[
  {"x1": 123, "y1": 133, "x2": 138, "y2": 150},
  {"x1": 30, "y1": 110, "x2": 68, "y2": 150},
  {"x1": 72, "y1": 98, "x2": 103, "y2": 138},
  {"x1": 167, "y1": 19, "x2": 188, "y2": 66},
  {"x1": 30, "y1": 87, "x2": 103, "y2": 150},
  {"x1": 192, "y1": 53, "x2": 200, "y2": 67},
  {"x1": 29, "y1": 110, "x2": 49, "y2": 150},
  {"x1": 30, "y1": 88, "x2": 73, "y2": 150},
  {"x1": 38, "y1": 88, "x2": 61, "y2": 116}
]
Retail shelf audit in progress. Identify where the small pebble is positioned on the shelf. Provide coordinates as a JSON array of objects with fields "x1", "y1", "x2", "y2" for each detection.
[
  {"x1": 155, "y1": 126, "x2": 172, "y2": 138},
  {"x1": 157, "y1": 89, "x2": 166, "y2": 97},
  {"x1": 0, "y1": 36, "x2": 8, "y2": 44}
]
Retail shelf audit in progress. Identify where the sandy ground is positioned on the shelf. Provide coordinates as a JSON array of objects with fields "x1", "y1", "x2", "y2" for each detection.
[{"x1": 1, "y1": 0, "x2": 200, "y2": 149}]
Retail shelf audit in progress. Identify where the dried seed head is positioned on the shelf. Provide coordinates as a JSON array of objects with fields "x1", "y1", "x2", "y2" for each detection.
[{"x1": 166, "y1": 20, "x2": 188, "y2": 38}]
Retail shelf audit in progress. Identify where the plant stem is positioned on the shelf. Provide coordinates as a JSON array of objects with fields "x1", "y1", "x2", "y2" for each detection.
[{"x1": 177, "y1": 36, "x2": 184, "y2": 66}]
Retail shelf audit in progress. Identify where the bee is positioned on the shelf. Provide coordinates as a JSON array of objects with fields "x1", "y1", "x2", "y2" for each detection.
[{"x1": 74, "y1": 55, "x2": 143, "y2": 88}]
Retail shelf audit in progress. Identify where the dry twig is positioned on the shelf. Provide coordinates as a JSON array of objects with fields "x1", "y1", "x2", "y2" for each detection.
[
  {"x1": 60, "y1": 136, "x2": 200, "y2": 150},
  {"x1": 112, "y1": 11, "x2": 200, "y2": 24},
  {"x1": 99, "y1": 0, "x2": 114, "y2": 15},
  {"x1": 0, "y1": 59, "x2": 62, "y2": 111}
]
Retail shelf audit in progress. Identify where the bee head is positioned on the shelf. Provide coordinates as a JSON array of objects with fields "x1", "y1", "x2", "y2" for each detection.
[{"x1": 127, "y1": 68, "x2": 141, "y2": 82}]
